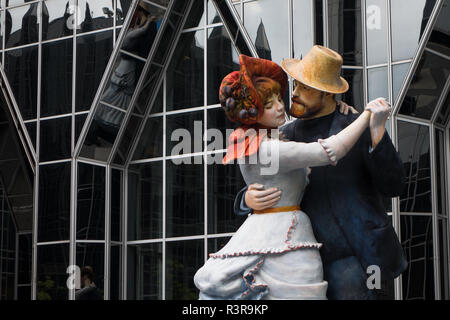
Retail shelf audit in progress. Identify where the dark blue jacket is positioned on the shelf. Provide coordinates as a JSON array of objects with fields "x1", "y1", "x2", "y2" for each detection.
[{"x1": 234, "y1": 110, "x2": 408, "y2": 279}]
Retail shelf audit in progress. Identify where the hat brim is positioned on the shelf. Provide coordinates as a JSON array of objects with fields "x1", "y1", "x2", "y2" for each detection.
[{"x1": 281, "y1": 58, "x2": 349, "y2": 94}]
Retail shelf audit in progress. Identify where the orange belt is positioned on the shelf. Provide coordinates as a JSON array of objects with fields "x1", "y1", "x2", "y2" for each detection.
[{"x1": 254, "y1": 205, "x2": 300, "y2": 214}]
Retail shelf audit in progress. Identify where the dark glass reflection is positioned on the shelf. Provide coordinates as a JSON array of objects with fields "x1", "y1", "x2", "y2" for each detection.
[
  {"x1": 38, "y1": 163, "x2": 71, "y2": 242},
  {"x1": 166, "y1": 30, "x2": 204, "y2": 111},
  {"x1": 436, "y1": 89, "x2": 449, "y2": 125},
  {"x1": 166, "y1": 157, "x2": 204, "y2": 238},
  {"x1": 6, "y1": 3, "x2": 39, "y2": 48},
  {"x1": 184, "y1": 0, "x2": 204, "y2": 29},
  {"x1": 41, "y1": 38, "x2": 73, "y2": 117},
  {"x1": 314, "y1": 0, "x2": 324, "y2": 46},
  {"x1": 113, "y1": 115, "x2": 144, "y2": 165},
  {"x1": 0, "y1": 190, "x2": 16, "y2": 300},
  {"x1": 327, "y1": 0, "x2": 362, "y2": 66},
  {"x1": 166, "y1": 111, "x2": 203, "y2": 156},
  {"x1": 207, "y1": 155, "x2": 246, "y2": 234},
  {"x1": 117, "y1": 0, "x2": 133, "y2": 26},
  {"x1": 132, "y1": 116, "x2": 163, "y2": 160},
  {"x1": 435, "y1": 129, "x2": 446, "y2": 215},
  {"x1": 398, "y1": 122, "x2": 431, "y2": 213},
  {"x1": 438, "y1": 219, "x2": 449, "y2": 299},
  {"x1": 111, "y1": 169, "x2": 122, "y2": 242},
  {"x1": 76, "y1": 0, "x2": 114, "y2": 34},
  {"x1": 18, "y1": 234, "x2": 32, "y2": 285},
  {"x1": 399, "y1": 50, "x2": 450, "y2": 120},
  {"x1": 76, "y1": 30, "x2": 114, "y2": 112},
  {"x1": 207, "y1": 25, "x2": 239, "y2": 106},
  {"x1": 77, "y1": 163, "x2": 106, "y2": 240},
  {"x1": 401, "y1": 215, "x2": 435, "y2": 300},
  {"x1": 4, "y1": 45, "x2": 38, "y2": 120},
  {"x1": 36, "y1": 244, "x2": 69, "y2": 300},
  {"x1": 128, "y1": 162, "x2": 163, "y2": 240},
  {"x1": 39, "y1": 116, "x2": 71, "y2": 162},
  {"x1": 207, "y1": 107, "x2": 236, "y2": 150},
  {"x1": 25, "y1": 121, "x2": 36, "y2": 149},
  {"x1": 427, "y1": 0, "x2": 450, "y2": 57},
  {"x1": 42, "y1": 0, "x2": 73, "y2": 41},
  {"x1": 208, "y1": 237, "x2": 231, "y2": 255},
  {"x1": 110, "y1": 245, "x2": 121, "y2": 300},
  {"x1": 336, "y1": 68, "x2": 364, "y2": 112},
  {"x1": 134, "y1": 64, "x2": 163, "y2": 115},
  {"x1": 127, "y1": 243, "x2": 162, "y2": 300},
  {"x1": 165, "y1": 240, "x2": 203, "y2": 300},
  {"x1": 75, "y1": 243, "x2": 104, "y2": 300},
  {"x1": 75, "y1": 113, "x2": 88, "y2": 143},
  {"x1": 17, "y1": 286, "x2": 31, "y2": 300},
  {"x1": 150, "y1": 85, "x2": 163, "y2": 115}
]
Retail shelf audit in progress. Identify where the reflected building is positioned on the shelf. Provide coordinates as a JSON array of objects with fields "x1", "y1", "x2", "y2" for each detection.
[{"x1": 0, "y1": 0, "x2": 448, "y2": 300}]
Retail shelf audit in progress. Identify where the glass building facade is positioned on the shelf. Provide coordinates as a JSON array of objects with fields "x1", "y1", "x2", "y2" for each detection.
[{"x1": 0, "y1": 0, "x2": 448, "y2": 300}]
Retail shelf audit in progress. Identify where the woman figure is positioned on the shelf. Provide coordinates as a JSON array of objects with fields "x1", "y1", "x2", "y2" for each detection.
[{"x1": 194, "y1": 55, "x2": 385, "y2": 300}]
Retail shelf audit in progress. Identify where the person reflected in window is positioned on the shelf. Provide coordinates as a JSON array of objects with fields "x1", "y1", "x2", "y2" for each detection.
[{"x1": 75, "y1": 266, "x2": 103, "y2": 300}]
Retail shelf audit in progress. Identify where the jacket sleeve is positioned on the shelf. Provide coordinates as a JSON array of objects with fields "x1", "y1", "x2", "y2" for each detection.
[
  {"x1": 362, "y1": 130, "x2": 406, "y2": 197},
  {"x1": 233, "y1": 185, "x2": 253, "y2": 216}
]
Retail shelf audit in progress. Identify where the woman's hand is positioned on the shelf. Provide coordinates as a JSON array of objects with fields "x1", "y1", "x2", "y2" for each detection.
[
  {"x1": 365, "y1": 98, "x2": 391, "y2": 148},
  {"x1": 337, "y1": 101, "x2": 358, "y2": 115},
  {"x1": 244, "y1": 183, "x2": 282, "y2": 211}
]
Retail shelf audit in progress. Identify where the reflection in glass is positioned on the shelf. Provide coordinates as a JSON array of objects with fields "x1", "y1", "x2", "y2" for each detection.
[
  {"x1": 75, "y1": 114, "x2": 88, "y2": 143},
  {"x1": 208, "y1": 237, "x2": 231, "y2": 255},
  {"x1": 328, "y1": 0, "x2": 362, "y2": 66},
  {"x1": 132, "y1": 116, "x2": 163, "y2": 160},
  {"x1": 314, "y1": 0, "x2": 324, "y2": 46},
  {"x1": 435, "y1": 129, "x2": 446, "y2": 215},
  {"x1": 76, "y1": 0, "x2": 114, "y2": 34},
  {"x1": 166, "y1": 111, "x2": 203, "y2": 156},
  {"x1": 39, "y1": 116, "x2": 71, "y2": 162},
  {"x1": 18, "y1": 234, "x2": 31, "y2": 285},
  {"x1": 166, "y1": 157, "x2": 204, "y2": 238},
  {"x1": 427, "y1": 0, "x2": 450, "y2": 57},
  {"x1": 439, "y1": 219, "x2": 449, "y2": 299},
  {"x1": 400, "y1": 215, "x2": 435, "y2": 300},
  {"x1": 366, "y1": 0, "x2": 388, "y2": 65},
  {"x1": 184, "y1": 0, "x2": 204, "y2": 29},
  {"x1": 207, "y1": 0, "x2": 219, "y2": 25},
  {"x1": 127, "y1": 243, "x2": 162, "y2": 299},
  {"x1": 392, "y1": 62, "x2": 411, "y2": 104},
  {"x1": 166, "y1": 30, "x2": 204, "y2": 111},
  {"x1": 336, "y1": 69, "x2": 364, "y2": 111},
  {"x1": 436, "y1": 89, "x2": 449, "y2": 125},
  {"x1": 398, "y1": 122, "x2": 431, "y2": 213},
  {"x1": 134, "y1": 64, "x2": 163, "y2": 115},
  {"x1": 116, "y1": 0, "x2": 133, "y2": 26},
  {"x1": 399, "y1": 51, "x2": 450, "y2": 120},
  {"x1": 0, "y1": 193, "x2": 16, "y2": 300},
  {"x1": 75, "y1": 243, "x2": 104, "y2": 300},
  {"x1": 114, "y1": 115, "x2": 144, "y2": 165},
  {"x1": 244, "y1": 0, "x2": 288, "y2": 64},
  {"x1": 207, "y1": 26, "x2": 239, "y2": 106},
  {"x1": 6, "y1": 3, "x2": 39, "y2": 48},
  {"x1": 41, "y1": 38, "x2": 73, "y2": 117},
  {"x1": 128, "y1": 162, "x2": 163, "y2": 240},
  {"x1": 38, "y1": 163, "x2": 71, "y2": 242},
  {"x1": 150, "y1": 85, "x2": 163, "y2": 115},
  {"x1": 77, "y1": 163, "x2": 106, "y2": 240},
  {"x1": 207, "y1": 107, "x2": 236, "y2": 149},
  {"x1": 76, "y1": 31, "x2": 114, "y2": 112},
  {"x1": 165, "y1": 240, "x2": 203, "y2": 300},
  {"x1": 25, "y1": 121, "x2": 36, "y2": 149},
  {"x1": 111, "y1": 170, "x2": 122, "y2": 242},
  {"x1": 36, "y1": 244, "x2": 69, "y2": 300},
  {"x1": 207, "y1": 154, "x2": 246, "y2": 234},
  {"x1": 4, "y1": 45, "x2": 38, "y2": 120},
  {"x1": 42, "y1": 0, "x2": 74, "y2": 41},
  {"x1": 293, "y1": 0, "x2": 313, "y2": 59},
  {"x1": 110, "y1": 244, "x2": 122, "y2": 300},
  {"x1": 368, "y1": 67, "x2": 388, "y2": 101}
]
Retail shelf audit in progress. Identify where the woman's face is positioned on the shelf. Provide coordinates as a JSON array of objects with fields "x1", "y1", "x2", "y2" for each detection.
[{"x1": 257, "y1": 92, "x2": 286, "y2": 128}]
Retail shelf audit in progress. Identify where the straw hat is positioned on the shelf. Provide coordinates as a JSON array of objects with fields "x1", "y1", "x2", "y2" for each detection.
[{"x1": 281, "y1": 45, "x2": 349, "y2": 94}]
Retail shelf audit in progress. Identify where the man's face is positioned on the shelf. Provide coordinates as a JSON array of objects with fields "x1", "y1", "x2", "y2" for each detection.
[{"x1": 291, "y1": 80, "x2": 325, "y2": 119}]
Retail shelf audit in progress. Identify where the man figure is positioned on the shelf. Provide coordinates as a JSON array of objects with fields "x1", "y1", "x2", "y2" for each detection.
[{"x1": 234, "y1": 45, "x2": 407, "y2": 300}]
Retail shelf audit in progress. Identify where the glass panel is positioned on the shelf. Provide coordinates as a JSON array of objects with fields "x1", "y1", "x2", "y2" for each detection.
[
  {"x1": 127, "y1": 243, "x2": 162, "y2": 300},
  {"x1": 398, "y1": 122, "x2": 431, "y2": 213},
  {"x1": 435, "y1": 129, "x2": 446, "y2": 215},
  {"x1": 76, "y1": 30, "x2": 114, "y2": 112},
  {"x1": 77, "y1": 163, "x2": 106, "y2": 240},
  {"x1": 42, "y1": 0, "x2": 74, "y2": 41},
  {"x1": 39, "y1": 116, "x2": 71, "y2": 162},
  {"x1": 400, "y1": 215, "x2": 435, "y2": 300},
  {"x1": 80, "y1": 104, "x2": 125, "y2": 162},
  {"x1": 207, "y1": 153, "x2": 246, "y2": 234},
  {"x1": 116, "y1": 0, "x2": 133, "y2": 26},
  {"x1": 6, "y1": 3, "x2": 40, "y2": 48},
  {"x1": 391, "y1": 0, "x2": 436, "y2": 62},
  {"x1": 132, "y1": 116, "x2": 163, "y2": 160},
  {"x1": 134, "y1": 64, "x2": 163, "y2": 115},
  {"x1": 18, "y1": 286, "x2": 31, "y2": 300},
  {"x1": 392, "y1": 62, "x2": 411, "y2": 104},
  {"x1": 368, "y1": 66, "x2": 389, "y2": 101},
  {"x1": 314, "y1": 0, "x2": 324, "y2": 46},
  {"x1": 110, "y1": 244, "x2": 121, "y2": 300},
  {"x1": 36, "y1": 244, "x2": 69, "y2": 300},
  {"x1": 207, "y1": 0, "x2": 219, "y2": 24},
  {"x1": 0, "y1": 198, "x2": 16, "y2": 300},
  {"x1": 128, "y1": 162, "x2": 163, "y2": 240},
  {"x1": 75, "y1": 113, "x2": 88, "y2": 142},
  {"x1": 150, "y1": 82, "x2": 163, "y2": 114},
  {"x1": 244, "y1": 0, "x2": 289, "y2": 64},
  {"x1": 38, "y1": 163, "x2": 71, "y2": 242},
  {"x1": 165, "y1": 240, "x2": 203, "y2": 300},
  {"x1": 427, "y1": 0, "x2": 450, "y2": 57},
  {"x1": 366, "y1": 0, "x2": 388, "y2": 65},
  {"x1": 113, "y1": 114, "x2": 144, "y2": 165},
  {"x1": 207, "y1": 107, "x2": 235, "y2": 149},
  {"x1": 75, "y1": 243, "x2": 104, "y2": 300},
  {"x1": 4, "y1": 45, "x2": 38, "y2": 120},
  {"x1": 207, "y1": 25, "x2": 239, "y2": 106},
  {"x1": 18, "y1": 234, "x2": 32, "y2": 284},
  {"x1": 166, "y1": 111, "x2": 203, "y2": 156},
  {"x1": 41, "y1": 38, "x2": 73, "y2": 117},
  {"x1": 436, "y1": 88, "x2": 449, "y2": 125},
  {"x1": 336, "y1": 68, "x2": 364, "y2": 112},
  {"x1": 328, "y1": 0, "x2": 363, "y2": 66},
  {"x1": 184, "y1": 0, "x2": 204, "y2": 29},
  {"x1": 293, "y1": 0, "x2": 314, "y2": 59},
  {"x1": 438, "y1": 218, "x2": 449, "y2": 299},
  {"x1": 111, "y1": 169, "x2": 122, "y2": 242},
  {"x1": 166, "y1": 30, "x2": 204, "y2": 111},
  {"x1": 25, "y1": 121, "x2": 36, "y2": 149},
  {"x1": 166, "y1": 156, "x2": 204, "y2": 238},
  {"x1": 208, "y1": 236, "x2": 231, "y2": 255},
  {"x1": 75, "y1": 0, "x2": 114, "y2": 34}
]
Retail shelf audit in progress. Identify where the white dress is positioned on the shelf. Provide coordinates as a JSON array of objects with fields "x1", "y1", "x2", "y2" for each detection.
[{"x1": 194, "y1": 133, "x2": 343, "y2": 300}]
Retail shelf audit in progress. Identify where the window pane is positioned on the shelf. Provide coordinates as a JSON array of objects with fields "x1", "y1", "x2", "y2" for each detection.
[
  {"x1": 436, "y1": 87, "x2": 449, "y2": 125},
  {"x1": 392, "y1": 62, "x2": 411, "y2": 104},
  {"x1": 41, "y1": 38, "x2": 73, "y2": 117},
  {"x1": 427, "y1": 1, "x2": 450, "y2": 57},
  {"x1": 208, "y1": 237, "x2": 231, "y2": 255},
  {"x1": 336, "y1": 68, "x2": 364, "y2": 111},
  {"x1": 116, "y1": 0, "x2": 132, "y2": 26},
  {"x1": 165, "y1": 240, "x2": 203, "y2": 300},
  {"x1": 77, "y1": 163, "x2": 106, "y2": 240},
  {"x1": 166, "y1": 111, "x2": 203, "y2": 156},
  {"x1": 75, "y1": 243, "x2": 104, "y2": 300},
  {"x1": 132, "y1": 116, "x2": 163, "y2": 160},
  {"x1": 398, "y1": 122, "x2": 431, "y2": 213},
  {"x1": 36, "y1": 244, "x2": 69, "y2": 300},
  {"x1": 110, "y1": 244, "x2": 122, "y2": 300},
  {"x1": 293, "y1": 0, "x2": 314, "y2": 59},
  {"x1": 39, "y1": 116, "x2": 71, "y2": 162},
  {"x1": 435, "y1": 129, "x2": 446, "y2": 215},
  {"x1": 6, "y1": 3, "x2": 40, "y2": 48},
  {"x1": 207, "y1": 107, "x2": 235, "y2": 150},
  {"x1": 18, "y1": 234, "x2": 32, "y2": 285},
  {"x1": 166, "y1": 30, "x2": 204, "y2": 111},
  {"x1": 127, "y1": 243, "x2": 162, "y2": 300},
  {"x1": 25, "y1": 121, "x2": 36, "y2": 149},
  {"x1": 184, "y1": 0, "x2": 204, "y2": 29},
  {"x1": 38, "y1": 163, "x2": 71, "y2": 242},
  {"x1": 43, "y1": 0, "x2": 74, "y2": 41},
  {"x1": 244, "y1": 0, "x2": 289, "y2": 64},
  {"x1": 438, "y1": 218, "x2": 449, "y2": 299},
  {"x1": 128, "y1": 162, "x2": 163, "y2": 240},
  {"x1": 366, "y1": 0, "x2": 388, "y2": 65},
  {"x1": 111, "y1": 169, "x2": 122, "y2": 242},
  {"x1": 113, "y1": 114, "x2": 144, "y2": 165},
  {"x1": 328, "y1": 0, "x2": 363, "y2": 66},
  {"x1": 166, "y1": 157, "x2": 204, "y2": 238},
  {"x1": 76, "y1": 0, "x2": 114, "y2": 34},
  {"x1": 75, "y1": 113, "x2": 88, "y2": 143},
  {"x1": 368, "y1": 66, "x2": 389, "y2": 101}
]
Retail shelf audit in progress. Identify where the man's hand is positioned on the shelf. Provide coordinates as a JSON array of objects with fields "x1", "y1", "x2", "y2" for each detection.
[
  {"x1": 365, "y1": 97, "x2": 391, "y2": 149},
  {"x1": 337, "y1": 101, "x2": 358, "y2": 115},
  {"x1": 244, "y1": 183, "x2": 282, "y2": 211}
]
